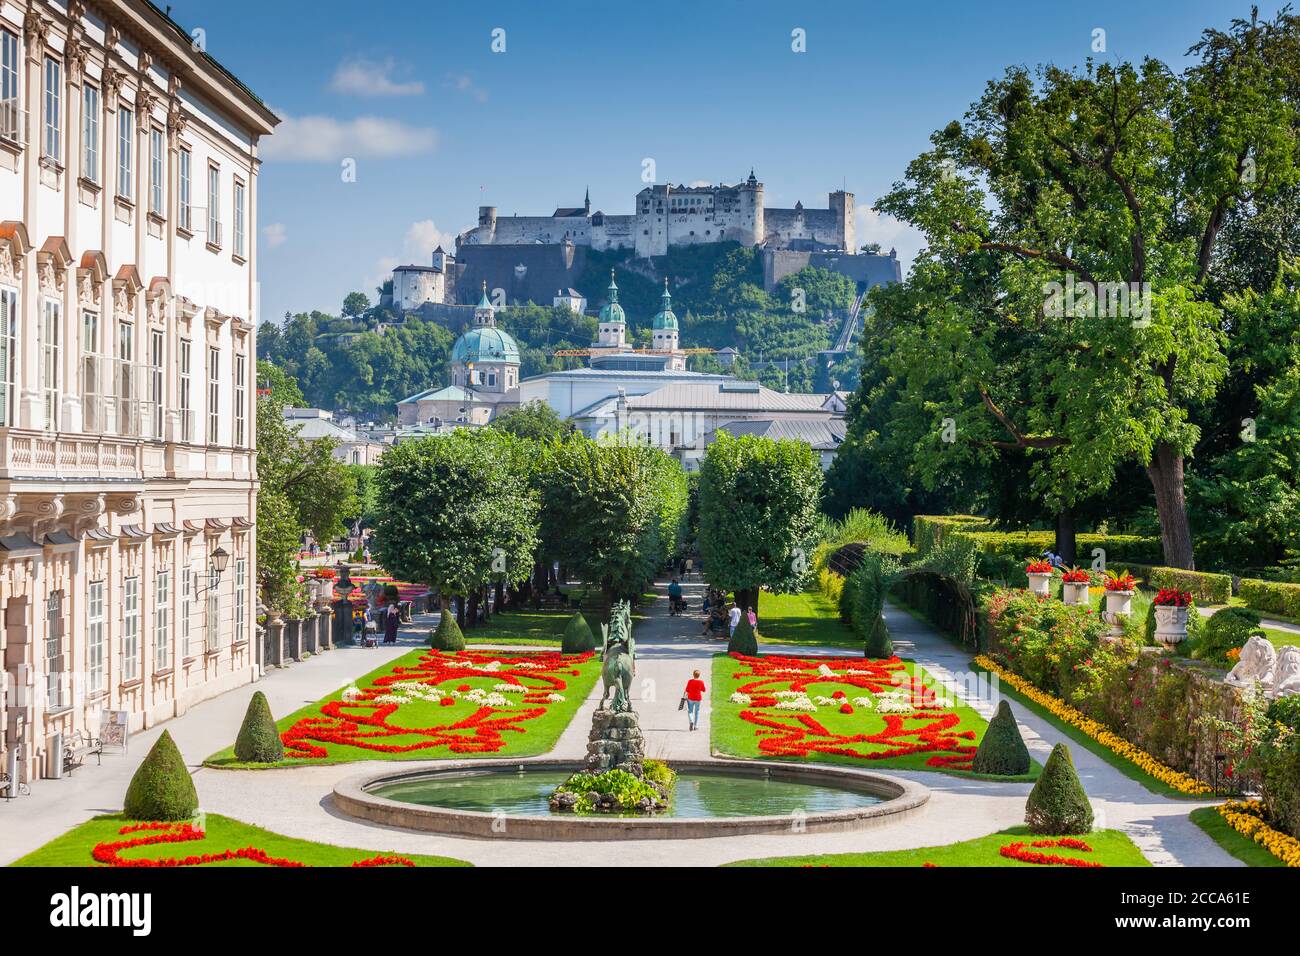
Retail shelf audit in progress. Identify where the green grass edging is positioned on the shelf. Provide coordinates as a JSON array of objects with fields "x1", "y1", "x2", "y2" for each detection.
[{"x1": 1188, "y1": 806, "x2": 1286, "y2": 867}]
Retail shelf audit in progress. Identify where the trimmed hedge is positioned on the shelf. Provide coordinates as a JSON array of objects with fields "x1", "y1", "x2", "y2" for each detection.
[
  {"x1": 233, "y1": 691, "x2": 284, "y2": 763},
  {"x1": 1123, "y1": 563, "x2": 1233, "y2": 605},
  {"x1": 123, "y1": 730, "x2": 199, "y2": 821},
  {"x1": 429, "y1": 612, "x2": 465, "y2": 650},
  {"x1": 1025, "y1": 742, "x2": 1094, "y2": 835},
  {"x1": 972, "y1": 700, "x2": 1031, "y2": 776},
  {"x1": 728, "y1": 614, "x2": 758, "y2": 656},
  {"x1": 1238, "y1": 578, "x2": 1300, "y2": 619},
  {"x1": 561, "y1": 611, "x2": 598, "y2": 654}
]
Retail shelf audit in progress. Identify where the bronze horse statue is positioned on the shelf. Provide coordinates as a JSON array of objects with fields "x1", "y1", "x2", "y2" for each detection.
[{"x1": 600, "y1": 600, "x2": 635, "y2": 713}]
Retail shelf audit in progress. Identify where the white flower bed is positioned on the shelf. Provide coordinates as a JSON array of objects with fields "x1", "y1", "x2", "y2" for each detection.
[
  {"x1": 775, "y1": 696, "x2": 818, "y2": 712},
  {"x1": 493, "y1": 683, "x2": 526, "y2": 694},
  {"x1": 729, "y1": 692, "x2": 752, "y2": 705}
]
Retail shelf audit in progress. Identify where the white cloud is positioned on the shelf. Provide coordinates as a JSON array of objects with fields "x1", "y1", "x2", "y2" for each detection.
[
  {"x1": 365, "y1": 220, "x2": 458, "y2": 291},
  {"x1": 329, "y1": 57, "x2": 424, "y2": 97},
  {"x1": 855, "y1": 206, "x2": 924, "y2": 273},
  {"x1": 261, "y1": 222, "x2": 287, "y2": 249},
  {"x1": 444, "y1": 72, "x2": 488, "y2": 103},
  {"x1": 261, "y1": 113, "x2": 437, "y2": 163}
]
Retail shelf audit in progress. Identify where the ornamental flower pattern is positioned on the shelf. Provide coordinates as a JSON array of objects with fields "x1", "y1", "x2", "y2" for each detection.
[
  {"x1": 727, "y1": 653, "x2": 978, "y2": 770},
  {"x1": 91, "y1": 822, "x2": 415, "y2": 868},
  {"x1": 280, "y1": 649, "x2": 595, "y2": 759}
]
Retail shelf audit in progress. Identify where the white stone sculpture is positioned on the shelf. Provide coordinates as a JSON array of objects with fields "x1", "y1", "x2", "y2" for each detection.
[
  {"x1": 1272, "y1": 645, "x2": 1300, "y2": 699},
  {"x1": 1225, "y1": 635, "x2": 1277, "y2": 693}
]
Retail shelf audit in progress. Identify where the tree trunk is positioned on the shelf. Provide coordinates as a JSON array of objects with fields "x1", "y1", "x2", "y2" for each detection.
[
  {"x1": 1054, "y1": 509, "x2": 1077, "y2": 566},
  {"x1": 455, "y1": 597, "x2": 465, "y2": 629},
  {"x1": 467, "y1": 592, "x2": 480, "y2": 629},
  {"x1": 1147, "y1": 442, "x2": 1196, "y2": 570},
  {"x1": 494, "y1": 581, "x2": 505, "y2": 613}
]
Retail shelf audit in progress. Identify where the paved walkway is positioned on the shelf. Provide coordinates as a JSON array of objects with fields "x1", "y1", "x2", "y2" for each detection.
[{"x1": 1, "y1": 581, "x2": 1239, "y2": 867}]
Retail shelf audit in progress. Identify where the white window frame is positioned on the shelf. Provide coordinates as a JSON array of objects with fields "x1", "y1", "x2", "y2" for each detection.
[
  {"x1": 234, "y1": 557, "x2": 247, "y2": 646},
  {"x1": 87, "y1": 580, "x2": 106, "y2": 694},
  {"x1": 122, "y1": 576, "x2": 140, "y2": 682},
  {"x1": 81, "y1": 84, "x2": 99, "y2": 181},
  {"x1": 149, "y1": 126, "x2": 164, "y2": 215},
  {"x1": 155, "y1": 568, "x2": 170, "y2": 671},
  {"x1": 150, "y1": 328, "x2": 164, "y2": 438},
  {"x1": 0, "y1": 287, "x2": 15, "y2": 427},
  {"x1": 207, "y1": 345, "x2": 219, "y2": 445},
  {"x1": 234, "y1": 352, "x2": 246, "y2": 447},
  {"x1": 233, "y1": 179, "x2": 246, "y2": 258},
  {"x1": 179, "y1": 337, "x2": 192, "y2": 441},
  {"x1": 205, "y1": 571, "x2": 220, "y2": 653},
  {"x1": 206, "y1": 163, "x2": 220, "y2": 245},
  {"x1": 44, "y1": 591, "x2": 64, "y2": 710},
  {"x1": 181, "y1": 566, "x2": 193, "y2": 658},
  {"x1": 41, "y1": 299, "x2": 60, "y2": 431},
  {"x1": 42, "y1": 56, "x2": 60, "y2": 161},
  {"x1": 116, "y1": 106, "x2": 133, "y2": 199},
  {"x1": 0, "y1": 29, "x2": 18, "y2": 143},
  {"x1": 178, "y1": 147, "x2": 192, "y2": 231}
]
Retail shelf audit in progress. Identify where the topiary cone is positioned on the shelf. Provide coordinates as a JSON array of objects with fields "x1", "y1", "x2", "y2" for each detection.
[
  {"x1": 863, "y1": 614, "x2": 892, "y2": 659},
  {"x1": 430, "y1": 612, "x2": 465, "y2": 651},
  {"x1": 561, "y1": 611, "x2": 597, "y2": 654},
  {"x1": 1025, "y1": 742, "x2": 1094, "y2": 834},
  {"x1": 233, "y1": 690, "x2": 284, "y2": 763},
  {"x1": 971, "y1": 700, "x2": 1030, "y2": 775},
  {"x1": 728, "y1": 613, "x2": 758, "y2": 656},
  {"x1": 123, "y1": 730, "x2": 199, "y2": 821}
]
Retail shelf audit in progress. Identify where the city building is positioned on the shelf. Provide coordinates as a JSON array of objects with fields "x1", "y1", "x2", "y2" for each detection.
[
  {"x1": 0, "y1": 0, "x2": 277, "y2": 785},
  {"x1": 283, "y1": 408, "x2": 384, "y2": 465},
  {"x1": 552, "y1": 287, "x2": 585, "y2": 313},
  {"x1": 682, "y1": 417, "x2": 848, "y2": 471}
]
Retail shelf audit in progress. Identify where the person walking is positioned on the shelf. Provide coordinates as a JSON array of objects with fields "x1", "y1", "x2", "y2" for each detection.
[
  {"x1": 728, "y1": 603, "x2": 742, "y2": 639},
  {"x1": 682, "y1": 669, "x2": 707, "y2": 731},
  {"x1": 383, "y1": 602, "x2": 401, "y2": 644}
]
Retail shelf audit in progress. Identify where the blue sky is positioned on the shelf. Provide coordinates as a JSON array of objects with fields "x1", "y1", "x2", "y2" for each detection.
[{"x1": 161, "y1": 0, "x2": 1283, "y2": 324}]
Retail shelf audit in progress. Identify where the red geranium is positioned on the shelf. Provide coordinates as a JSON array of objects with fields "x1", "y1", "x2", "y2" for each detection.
[
  {"x1": 832, "y1": 690, "x2": 846, "y2": 699},
  {"x1": 1153, "y1": 588, "x2": 1192, "y2": 607},
  {"x1": 1025, "y1": 561, "x2": 1054, "y2": 574},
  {"x1": 1103, "y1": 572, "x2": 1136, "y2": 592},
  {"x1": 1060, "y1": 568, "x2": 1090, "y2": 583},
  {"x1": 839, "y1": 703, "x2": 854, "y2": 715}
]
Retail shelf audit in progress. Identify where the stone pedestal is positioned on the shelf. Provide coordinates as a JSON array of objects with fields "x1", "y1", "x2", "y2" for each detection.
[{"x1": 585, "y1": 709, "x2": 645, "y2": 777}]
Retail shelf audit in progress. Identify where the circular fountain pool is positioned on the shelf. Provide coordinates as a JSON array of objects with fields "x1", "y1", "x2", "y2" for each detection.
[{"x1": 334, "y1": 759, "x2": 929, "y2": 840}]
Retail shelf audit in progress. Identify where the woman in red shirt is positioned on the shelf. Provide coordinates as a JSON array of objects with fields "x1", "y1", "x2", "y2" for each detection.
[{"x1": 683, "y1": 670, "x2": 706, "y2": 731}]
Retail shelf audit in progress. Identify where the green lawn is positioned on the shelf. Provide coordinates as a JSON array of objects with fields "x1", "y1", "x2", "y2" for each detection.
[
  {"x1": 10, "y1": 813, "x2": 468, "y2": 868},
  {"x1": 754, "y1": 590, "x2": 859, "y2": 649},
  {"x1": 1189, "y1": 806, "x2": 1287, "y2": 867},
  {"x1": 711, "y1": 652, "x2": 1037, "y2": 780},
  {"x1": 205, "y1": 647, "x2": 601, "y2": 768},
  {"x1": 725, "y1": 825, "x2": 1150, "y2": 867},
  {"x1": 458, "y1": 592, "x2": 660, "y2": 646}
]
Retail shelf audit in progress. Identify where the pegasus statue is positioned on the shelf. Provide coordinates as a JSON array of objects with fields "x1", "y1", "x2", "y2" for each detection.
[{"x1": 599, "y1": 599, "x2": 636, "y2": 713}]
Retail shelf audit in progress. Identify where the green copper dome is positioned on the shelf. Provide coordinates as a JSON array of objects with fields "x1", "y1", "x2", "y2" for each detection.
[
  {"x1": 452, "y1": 326, "x2": 521, "y2": 365},
  {"x1": 652, "y1": 279, "x2": 678, "y2": 331},
  {"x1": 598, "y1": 270, "x2": 626, "y2": 325}
]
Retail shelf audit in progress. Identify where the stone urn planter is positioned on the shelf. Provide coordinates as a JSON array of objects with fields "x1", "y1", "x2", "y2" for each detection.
[
  {"x1": 1061, "y1": 580, "x2": 1090, "y2": 606},
  {"x1": 1153, "y1": 605, "x2": 1190, "y2": 649},
  {"x1": 1101, "y1": 589, "x2": 1134, "y2": 640},
  {"x1": 1026, "y1": 572, "x2": 1053, "y2": 597}
]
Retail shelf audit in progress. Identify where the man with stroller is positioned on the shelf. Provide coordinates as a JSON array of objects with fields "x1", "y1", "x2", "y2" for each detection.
[{"x1": 668, "y1": 578, "x2": 685, "y2": 615}]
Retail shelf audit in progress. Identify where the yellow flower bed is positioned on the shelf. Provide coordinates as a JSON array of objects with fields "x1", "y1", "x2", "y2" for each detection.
[
  {"x1": 1217, "y1": 800, "x2": 1300, "y2": 867},
  {"x1": 973, "y1": 654, "x2": 1212, "y2": 796}
]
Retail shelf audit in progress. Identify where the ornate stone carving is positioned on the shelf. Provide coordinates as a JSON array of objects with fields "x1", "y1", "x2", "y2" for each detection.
[
  {"x1": 1273, "y1": 646, "x2": 1300, "y2": 699},
  {"x1": 0, "y1": 244, "x2": 16, "y2": 285},
  {"x1": 167, "y1": 99, "x2": 188, "y2": 137},
  {"x1": 1226, "y1": 635, "x2": 1278, "y2": 693},
  {"x1": 136, "y1": 87, "x2": 159, "y2": 127},
  {"x1": 16, "y1": 495, "x2": 64, "y2": 542},
  {"x1": 103, "y1": 68, "x2": 126, "y2": 107},
  {"x1": 105, "y1": 24, "x2": 121, "y2": 52},
  {"x1": 64, "y1": 494, "x2": 106, "y2": 536},
  {"x1": 66, "y1": 42, "x2": 90, "y2": 85},
  {"x1": 109, "y1": 494, "x2": 142, "y2": 517},
  {"x1": 23, "y1": 11, "x2": 51, "y2": 52},
  {"x1": 38, "y1": 257, "x2": 63, "y2": 295}
]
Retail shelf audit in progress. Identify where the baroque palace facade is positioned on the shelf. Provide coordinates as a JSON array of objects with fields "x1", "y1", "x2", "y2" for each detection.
[{"x1": 0, "y1": 0, "x2": 277, "y2": 783}]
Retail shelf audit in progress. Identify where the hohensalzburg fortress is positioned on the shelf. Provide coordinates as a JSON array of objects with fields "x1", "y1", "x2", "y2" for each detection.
[{"x1": 457, "y1": 171, "x2": 855, "y2": 259}]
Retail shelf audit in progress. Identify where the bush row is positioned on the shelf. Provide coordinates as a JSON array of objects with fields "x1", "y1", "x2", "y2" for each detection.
[
  {"x1": 1237, "y1": 578, "x2": 1300, "y2": 619},
  {"x1": 1121, "y1": 563, "x2": 1233, "y2": 604}
]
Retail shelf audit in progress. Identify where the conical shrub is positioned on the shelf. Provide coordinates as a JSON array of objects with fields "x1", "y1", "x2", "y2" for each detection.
[
  {"x1": 429, "y1": 612, "x2": 465, "y2": 650},
  {"x1": 561, "y1": 612, "x2": 597, "y2": 654},
  {"x1": 971, "y1": 700, "x2": 1030, "y2": 775},
  {"x1": 233, "y1": 691, "x2": 284, "y2": 763},
  {"x1": 123, "y1": 730, "x2": 199, "y2": 821},
  {"x1": 1025, "y1": 742, "x2": 1093, "y2": 834},
  {"x1": 728, "y1": 613, "x2": 758, "y2": 656}
]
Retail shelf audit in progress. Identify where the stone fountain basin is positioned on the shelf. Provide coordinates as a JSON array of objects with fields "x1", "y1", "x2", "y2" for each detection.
[{"x1": 332, "y1": 757, "x2": 930, "y2": 841}]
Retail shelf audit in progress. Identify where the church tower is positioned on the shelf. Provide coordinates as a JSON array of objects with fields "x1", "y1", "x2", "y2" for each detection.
[
  {"x1": 651, "y1": 278, "x2": 685, "y2": 370},
  {"x1": 595, "y1": 270, "x2": 628, "y2": 349}
]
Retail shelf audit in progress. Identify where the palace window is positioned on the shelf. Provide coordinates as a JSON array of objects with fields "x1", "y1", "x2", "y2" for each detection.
[
  {"x1": 122, "y1": 576, "x2": 140, "y2": 681},
  {"x1": 0, "y1": 287, "x2": 15, "y2": 427},
  {"x1": 149, "y1": 127, "x2": 164, "y2": 215},
  {"x1": 179, "y1": 338, "x2": 192, "y2": 441},
  {"x1": 233, "y1": 179, "x2": 246, "y2": 258},
  {"x1": 42, "y1": 56, "x2": 60, "y2": 161},
  {"x1": 181, "y1": 566, "x2": 193, "y2": 658},
  {"x1": 234, "y1": 557, "x2": 247, "y2": 645},
  {"x1": 41, "y1": 299, "x2": 60, "y2": 430},
  {"x1": 82, "y1": 85, "x2": 99, "y2": 181},
  {"x1": 82, "y1": 310, "x2": 101, "y2": 430},
  {"x1": 117, "y1": 321, "x2": 134, "y2": 435},
  {"x1": 87, "y1": 580, "x2": 105, "y2": 694},
  {"x1": 0, "y1": 29, "x2": 18, "y2": 142},
  {"x1": 44, "y1": 591, "x2": 64, "y2": 710},
  {"x1": 178, "y1": 147, "x2": 192, "y2": 230},
  {"x1": 207, "y1": 163, "x2": 220, "y2": 245},
  {"x1": 207, "y1": 346, "x2": 219, "y2": 444},
  {"x1": 205, "y1": 568, "x2": 220, "y2": 653},
  {"x1": 117, "y1": 107, "x2": 133, "y2": 199},
  {"x1": 155, "y1": 568, "x2": 170, "y2": 671},
  {"x1": 150, "y1": 328, "x2": 164, "y2": 438},
  {"x1": 233, "y1": 352, "x2": 246, "y2": 446}
]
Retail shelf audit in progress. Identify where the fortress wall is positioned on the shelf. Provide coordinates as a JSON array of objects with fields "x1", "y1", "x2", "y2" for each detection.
[{"x1": 763, "y1": 207, "x2": 845, "y2": 249}]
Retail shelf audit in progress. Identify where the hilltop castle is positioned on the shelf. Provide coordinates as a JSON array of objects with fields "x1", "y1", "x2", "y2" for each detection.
[{"x1": 458, "y1": 171, "x2": 854, "y2": 259}]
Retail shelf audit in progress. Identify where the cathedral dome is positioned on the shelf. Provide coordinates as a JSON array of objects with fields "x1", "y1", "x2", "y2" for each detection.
[
  {"x1": 651, "y1": 279, "x2": 678, "y2": 331},
  {"x1": 598, "y1": 270, "x2": 626, "y2": 326},
  {"x1": 452, "y1": 326, "x2": 521, "y2": 365}
]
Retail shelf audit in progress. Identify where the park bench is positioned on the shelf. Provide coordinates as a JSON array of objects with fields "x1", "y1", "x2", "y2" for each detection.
[
  {"x1": 63, "y1": 730, "x2": 103, "y2": 775},
  {"x1": 1, "y1": 769, "x2": 30, "y2": 799}
]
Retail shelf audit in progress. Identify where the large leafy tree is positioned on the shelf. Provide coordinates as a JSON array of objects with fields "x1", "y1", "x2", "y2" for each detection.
[
  {"x1": 371, "y1": 429, "x2": 539, "y2": 622},
  {"x1": 537, "y1": 435, "x2": 687, "y2": 601},
  {"x1": 697, "y1": 431, "x2": 823, "y2": 612},
  {"x1": 867, "y1": 12, "x2": 1298, "y2": 568}
]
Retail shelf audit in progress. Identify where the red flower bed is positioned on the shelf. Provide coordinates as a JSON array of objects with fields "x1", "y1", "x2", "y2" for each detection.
[
  {"x1": 280, "y1": 649, "x2": 594, "y2": 759},
  {"x1": 1153, "y1": 588, "x2": 1192, "y2": 607},
  {"x1": 92, "y1": 822, "x2": 414, "y2": 868},
  {"x1": 999, "y1": 837, "x2": 1103, "y2": 868},
  {"x1": 727, "y1": 653, "x2": 978, "y2": 770}
]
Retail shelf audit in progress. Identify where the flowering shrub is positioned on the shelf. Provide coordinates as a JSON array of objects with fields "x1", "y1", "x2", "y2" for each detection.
[
  {"x1": 91, "y1": 821, "x2": 414, "y2": 868},
  {"x1": 1216, "y1": 800, "x2": 1300, "y2": 867},
  {"x1": 1153, "y1": 588, "x2": 1192, "y2": 607},
  {"x1": 279, "y1": 649, "x2": 595, "y2": 759},
  {"x1": 723, "y1": 653, "x2": 978, "y2": 770}
]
